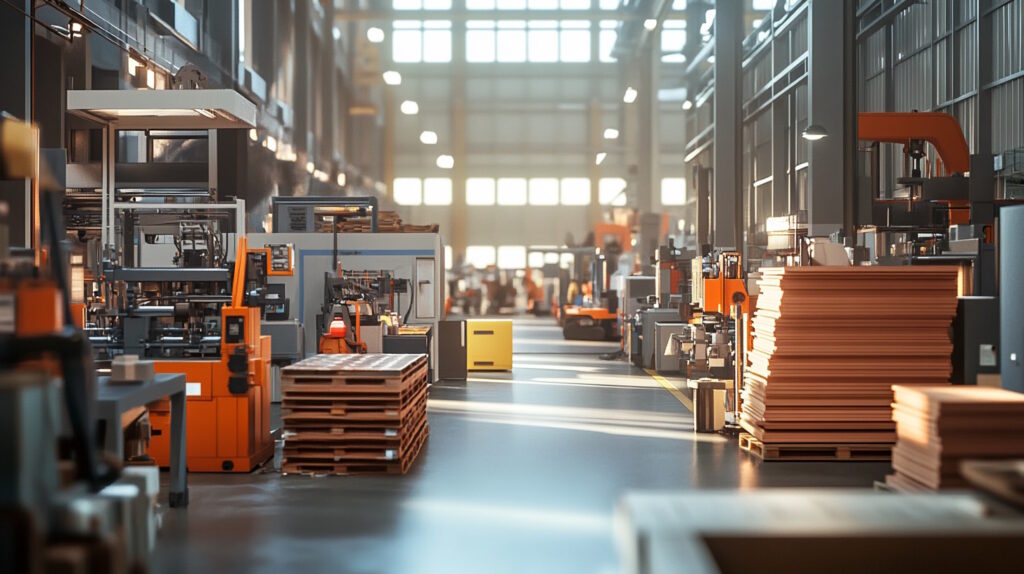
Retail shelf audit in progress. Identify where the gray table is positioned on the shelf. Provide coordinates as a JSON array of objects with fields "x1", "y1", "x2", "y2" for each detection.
[{"x1": 96, "y1": 373, "x2": 188, "y2": 507}]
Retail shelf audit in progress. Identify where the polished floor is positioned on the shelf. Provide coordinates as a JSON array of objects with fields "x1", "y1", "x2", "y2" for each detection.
[{"x1": 153, "y1": 317, "x2": 889, "y2": 574}]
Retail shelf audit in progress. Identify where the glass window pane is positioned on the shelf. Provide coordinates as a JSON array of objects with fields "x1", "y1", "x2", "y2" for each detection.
[
  {"x1": 528, "y1": 0, "x2": 558, "y2": 7},
  {"x1": 466, "y1": 245, "x2": 496, "y2": 268},
  {"x1": 497, "y1": 246, "x2": 527, "y2": 269},
  {"x1": 466, "y1": 30, "x2": 496, "y2": 62},
  {"x1": 752, "y1": 0, "x2": 774, "y2": 9},
  {"x1": 445, "y1": 245, "x2": 453, "y2": 270},
  {"x1": 467, "y1": 178, "x2": 496, "y2": 205},
  {"x1": 497, "y1": 178, "x2": 527, "y2": 205},
  {"x1": 393, "y1": 0, "x2": 421, "y2": 9},
  {"x1": 467, "y1": 0, "x2": 495, "y2": 8},
  {"x1": 393, "y1": 178, "x2": 423, "y2": 205},
  {"x1": 528, "y1": 251, "x2": 545, "y2": 268},
  {"x1": 528, "y1": 29, "x2": 558, "y2": 62},
  {"x1": 497, "y1": 0, "x2": 526, "y2": 8},
  {"x1": 392, "y1": 29, "x2": 423, "y2": 62},
  {"x1": 599, "y1": 177, "x2": 627, "y2": 206},
  {"x1": 423, "y1": 0, "x2": 452, "y2": 8},
  {"x1": 528, "y1": 178, "x2": 559, "y2": 205},
  {"x1": 560, "y1": 178, "x2": 591, "y2": 205},
  {"x1": 661, "y1": 178, "x2": 687, "y2": 205},
  {"x1": 561, "y1": 0, "x2": 590, "y2": 8},
  {"x1": 423, "y1": 29, "x2": 452, "y2": 62},
  {"x1": 600, "y1": 0, "x2": 620, "y2": 8},
  {"x1": 424, "y1": 178, "x2": 453, "y2": 205},
  {"x1": 560, "y1": 29, "x2": 591, "y2": 62},
  {"x1": 497, "y1": 30, "x2": 527, "y2": 62},
  {"x1": 599, "y1": 29, "x2": 617, "y2": 62}
]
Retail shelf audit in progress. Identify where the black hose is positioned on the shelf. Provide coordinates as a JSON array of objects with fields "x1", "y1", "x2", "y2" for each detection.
[{"x1": 404, "y1": 282, "x2": 415, "y2": 324}]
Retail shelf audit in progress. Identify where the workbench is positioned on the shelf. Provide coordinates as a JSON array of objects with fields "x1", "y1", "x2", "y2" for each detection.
[{"x1": 95, "y1": 373, "x2": 188, "y2": 507}]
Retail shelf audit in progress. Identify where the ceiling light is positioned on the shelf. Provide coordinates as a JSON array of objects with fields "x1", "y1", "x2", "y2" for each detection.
[
  {"x1": 382, "y1": 70, "x2": 402, "y2": 86},
  {"x1": 623, "y1": 86, "x2": 638, "y2": 104},
  {"x1": 332, "y1": 27, "x2": 341, "y2": 41},
  {"x1": 643, "y1": 19, "x2": 658, "y2": 31},
  {"x1": 436, "y1": 154, "x2": 454, "y2": 169},
  {"x1": 70, "y1": 21, "x2": 83, "y2": 38},
  {"x1": 306, "y1": 161, "x2": 315, "y2": 174},
  {"x1": 266, "y1": 136, "x2": 277, "y2": 153},
  {"x1": 367, "y1": 27, "x2": 385, "y2": 43},
  {"x1": 603, "y1": 128, "x2": 619, "y2": 140},
  {"x1": 337, "y1": 172, "x2": 347, "y2": 187},
  {"x1": 249, "y1": 128, "x2": 258, "y2": 142},
  {"x1": 682, "y1": 99, "x2": 693, "y2": 110},
  {"x1": 420, "y1": 130, "x2": 438, "y2": 145},
  {"x1": 401, "y1": 100, "x2": 419, "y2": 115},
  {"x1": 802, "y1": 124, "x2": 828, "y2": 141},
  {"x1": 595, "y1": 152, "x2": 607, "y2": 166}
]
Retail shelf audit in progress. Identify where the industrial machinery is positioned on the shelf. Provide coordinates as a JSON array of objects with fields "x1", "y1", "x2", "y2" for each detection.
[
  {"x1": 87, "y1": 223, "x2": 274, "y2": 473},
  {"x1": 318, "y1": 269, "x2": 408, "y2": 354}
]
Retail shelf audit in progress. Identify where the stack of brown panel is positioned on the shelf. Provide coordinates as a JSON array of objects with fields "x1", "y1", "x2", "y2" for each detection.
[
  {"x1": 315, "y1": 211, "x2": 440, "y2": 233},
  {"x1": 887, "y1": 385, "x2": 1024, "y2": 490},
  {"x1": 280, "y1": 353, "x2": 429, "y2": 476},
  {"x1": 739, "y1": 266, "x2": 958, "y2": 460}
]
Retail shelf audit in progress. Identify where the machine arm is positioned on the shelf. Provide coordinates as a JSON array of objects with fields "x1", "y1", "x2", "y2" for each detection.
[{"x1": 858, "y1": 112, "x2": 970, "y2": 175}]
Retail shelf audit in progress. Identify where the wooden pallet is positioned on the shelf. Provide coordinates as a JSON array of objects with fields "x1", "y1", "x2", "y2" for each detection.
[
  {"x1": 739, "y1": 432, "x2": 891, "y2": 462},
  {"x1": 283, "y1": 416, "x2": 427, "y2": 463},
  {"x1": 282, "y1": 384, "x2": 427, "y2": 423},
  {"x1": 282, "y1": 355, "x2": 427, "y2": 392},
  {"x1": 282, "y1": 423, "x2": 429, "y2": 476}
]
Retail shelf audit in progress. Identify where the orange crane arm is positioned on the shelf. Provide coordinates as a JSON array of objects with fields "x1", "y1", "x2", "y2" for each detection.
[
  {"x1": 858, "y1": 112, "x2": 970, "y2": 175},
  {"x1": 231, "y1": 236, "x2": 248, "y2": 308}
]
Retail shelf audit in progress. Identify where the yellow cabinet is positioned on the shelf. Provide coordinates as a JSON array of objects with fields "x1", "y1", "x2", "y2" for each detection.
[{"x1": 466, "y1": 320, "x2": 513, "y2": 371}]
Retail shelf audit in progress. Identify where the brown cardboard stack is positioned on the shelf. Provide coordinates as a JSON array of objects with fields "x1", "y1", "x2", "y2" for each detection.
[
  {"x1": 316, "y1": 211, "x2": 440, "y2": 233},
  {"x1": 280, "y1": 353, "x2": 429, "y2": 476},
  {"x1": 887, "y1": 385, "x2": 1024, "y2": 490},
  {"x1": 740, "y1": 266, "x2": 958, "y2": 460}
]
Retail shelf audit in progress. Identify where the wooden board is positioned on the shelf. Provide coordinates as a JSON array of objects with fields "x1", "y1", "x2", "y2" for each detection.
[
  {"x1": 739, "y1": 433, "x2": 891, "y2": 462},
  {"x1": 282, "y1": 422, "x2": 429, "y2": 476}
]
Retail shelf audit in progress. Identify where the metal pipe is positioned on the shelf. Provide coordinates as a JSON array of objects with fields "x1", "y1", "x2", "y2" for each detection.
[{"x1": 130, "y1": 305, "x2": 175, "y2": 317}]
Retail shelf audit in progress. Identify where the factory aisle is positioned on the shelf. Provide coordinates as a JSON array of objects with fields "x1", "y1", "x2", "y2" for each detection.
[{"x1": 153, "y1": 317, "x2": 889, "y2": 574}]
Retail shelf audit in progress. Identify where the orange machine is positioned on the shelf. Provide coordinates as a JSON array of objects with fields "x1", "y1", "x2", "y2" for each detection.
[
  {"x1": 700, "y1": 251, "x2": 750, "y2": 319},
  {"x1": 146, "y1": 237, "x2": 274, "y2": 473},
  {"x1": 319, "y1": 299, "x2": 369, "y2": 354}
]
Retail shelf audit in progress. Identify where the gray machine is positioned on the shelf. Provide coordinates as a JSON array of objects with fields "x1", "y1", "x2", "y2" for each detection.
[
  {"x1": 638, "y1": 308, "x2": 683, "y2": 370},
  {"x1": 1001, "y1": 205, "x2": 1024, "y2": 392},
  {"x1": 654, "y1": 322, "x2": 688, "y2": 373}
]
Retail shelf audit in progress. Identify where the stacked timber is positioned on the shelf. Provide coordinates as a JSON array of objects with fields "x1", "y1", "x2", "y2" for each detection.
[
  {"x1": 316, "y1": 210, "x2": 440, "y2": 233},
  {"x1": 739, "y1": 266, "x2": 958, "y2": 461},
  {"x1": 887, "y1": 385, "x2": 1024, "y2": 491},
  {"x1": 280, "y1": 353, "x2": 429, "y2": 476}
]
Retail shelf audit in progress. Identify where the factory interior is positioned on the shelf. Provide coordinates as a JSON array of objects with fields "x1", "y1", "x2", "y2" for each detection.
[{"x1": 3, "y1": 0, "x2": 1024, "y2": 572}]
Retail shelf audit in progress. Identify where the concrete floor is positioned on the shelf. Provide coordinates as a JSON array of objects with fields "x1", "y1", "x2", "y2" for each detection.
[{"x1": 153, "y1": 317, "x2": 889, "y2": 574}]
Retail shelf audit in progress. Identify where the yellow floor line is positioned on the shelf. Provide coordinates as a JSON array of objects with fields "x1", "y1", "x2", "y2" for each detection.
[{"x1": 644, "y1": 368, "x2": 693, "y2": 412}]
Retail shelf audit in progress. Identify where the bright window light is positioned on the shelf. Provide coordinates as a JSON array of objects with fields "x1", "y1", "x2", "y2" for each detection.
[
  {"x1": 466, "y1": 28, "x2": 497, "y2": 62},
  {"x1": 752, "y1": 0, "x2": 774, "y2": 9},
  {"x1": 466, "y1": 245, "x2": 496, "y2": 268},
  {"x1": 528, "y1": 251, "x2": 545, "y2": 268},
  {"x1": 661, "y1": 177, "x2": 687, "y2": 205},
  {"x1": 497, "y1": 246, "x2": 527, "y2": 269},
  {"x1": 561, "y1": 178, "x2": 590, "y2": 205},
  {"x1": 383, "y1": 70, "x2": 402, "y2": 85},
  {"x1": 595, "y1": 152, "x2": 607, "y2": 165},
  {"x1": 436, "y1": 154, "x2": 455, "y2": 169},
  {"x1": 401, "y1": 100, "x2": 420, "y2": 115},
  {"x1": 599, "y1": 27, "x2": 617, "y2": 62},
  {"x1": 560, "y1": 27, "x2": 591, "y2": 62},
  {"x1": 393, "y1": 0, "x2": 421, "y2": 8},
  {"x1": 498, "y1": 0, "x2": 526, "y2": 7},
  {"x1": 497, "y1": 178, "x2": 527, "y2": 205},
  {"x1": 560, "y1": 0, "x2": 589, "y2": 8},
  {"x1": 424, "y1": 0, "x2": 453, "y2": 7},
  {"x1": 424, "y1": 178, "x2": 453, "y2": 205},
  {"x1": 393, "y1": 178, "x2": 423, "y2": 205},
  {"x1": 528, "y1": 178, "x2": 559, "y2": 205},
  {"x1": 467, "y1": 178, "x2": 496, "y2": 205},
  {"x1": 603, "y1": 128, "x2": 619, "y2": 139},
  {"x1": 367, "y1": 27, "x2": 385, "y2": 43},
  {"x1": 497, "y1": 28, "x2": 527, "y2": 62},
  {"x1": 392, "y1": 29, "x2": 422, "y2": 62},
  {"x1": 248, "y1": 128, "x2": 258, "y2": 142},
  {"x1": 599, "y1": 177, "x2": 627, "y2": 206},
  {"x1": 528, "y1": 0, "x2": 557, "y2": 9},
  {"x1": 420, "y1": 130, "x2": 438, "y2": 144},
  {"x1": 444, "y1": 245, "x2": 453, "y2": 270},
  {"x1": 623, "y1": 86, "x2": 638, "y2": 103},
  {"x1": 467, "y1": 0, "x2": 495, "y2": 7},
  {"x1": 599, "y1": 0, "x2": 620, "y2": 8},
  {"x1": 424, "y1": 22, "x2": 453, "y2": 62},
  {"x1": 643, "y1": 18, "x2": 658, "y2": 31},
  {"x1": 528, "y1": 26, "x2": 559, "y2": 62}
]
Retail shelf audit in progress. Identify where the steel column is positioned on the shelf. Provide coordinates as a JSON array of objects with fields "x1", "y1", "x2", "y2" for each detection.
[{"x1": 713, "y1": 0, "x2": 742, "y2": 251}]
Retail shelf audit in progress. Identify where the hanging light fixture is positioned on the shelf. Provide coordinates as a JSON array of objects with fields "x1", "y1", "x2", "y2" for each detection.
[{"x1": 801, "y1": 124, "x2": 828, "y2": 141}]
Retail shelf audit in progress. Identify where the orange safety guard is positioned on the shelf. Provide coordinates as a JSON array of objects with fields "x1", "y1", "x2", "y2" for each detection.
[{"x1": 858, "y1": 112, "x2": 970, "y2": 175}]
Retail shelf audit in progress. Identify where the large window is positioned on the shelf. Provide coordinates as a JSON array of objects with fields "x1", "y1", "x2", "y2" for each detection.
[
  {"x1": 560, "y1": 178, "x2": 591, "y2": 205},
  {"x1": 394, "y1": 0, "x2": 452, "y2": 8},
  {"x1": 393, "y1": 178, "x2": 423, "y2": 205},
  {"x1": 497, "y1": 245, "x2": 527, "y2": 269},
  {"x1": 393, "y1": 21, "x2": 452, "y2": 63},
  {"x1": 661, "y1": 20, "x2": 687, "y2": 63},
  {"x1": 661, "y1": 177, "x2": 687, "y2": 206},
  {"x1": 469, "y1": 0, "x2": 589, "y2": 8},
  {"x1": 599, "y1": 178, "x2": 627, "y2": 206},
  {"x1": 467, "y1": 178, "x2": 496, "y2": 205},
  {"x1": 599, "y1": 20, "x2": 618, "y2": 63},
  {"x1": 466, "y1": 20, "x2": 591, "y2": 63},
  {"x1": 465, "y1": 245, "x2": 496, "y2": 268},
  {"x1": 528, "y1": 178, "x2": 559, "y2": 205}
]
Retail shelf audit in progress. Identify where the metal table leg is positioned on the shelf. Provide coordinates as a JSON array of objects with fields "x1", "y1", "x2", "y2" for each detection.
[{"x1": 168, "y1": 390, "x2": 189, "y2": 507}]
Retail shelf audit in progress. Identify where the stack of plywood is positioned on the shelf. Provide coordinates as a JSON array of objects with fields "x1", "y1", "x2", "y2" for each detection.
[
  {"x1": 316, "y1": 211, "x2": 440, "y2": 233},
  {"x1": 887, "y1": 385, "x2": 1024, "y2": 491},
  {"x1": 280, "y1": 353, "x2": 429, "y2": 476},
  {"x1": 739, "y1": 266, "x2": 958, "y2": 461}
]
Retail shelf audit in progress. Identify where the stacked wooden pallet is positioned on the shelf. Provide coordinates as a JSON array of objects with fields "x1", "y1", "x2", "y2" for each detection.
[
  {"x1": 280, "y1": 353, "x2": 429, "y2": 476},
  {"x1": 739, "y1": 266, "x2": 958, "y2": 461},
  {"x1": 887, "y1": 385, "x2": 1024, "y2": 491},
  {"x1": 316, "y1": 211, "x2": 440, "y2": 233}
]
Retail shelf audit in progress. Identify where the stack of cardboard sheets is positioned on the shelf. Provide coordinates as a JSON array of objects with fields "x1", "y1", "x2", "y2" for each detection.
[
  {"x1": 316, "y1": 211, "x2": 440, "y2": 233},
  {"x1": 740, "y1": 266, "x2": 959, "y2": 457},
  {"x1": 280, "y1": 353, "x2": 429, "y2": 476},
  {"x1": 888, "y1": 385, "x2": 1024, "y2": 490}
]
